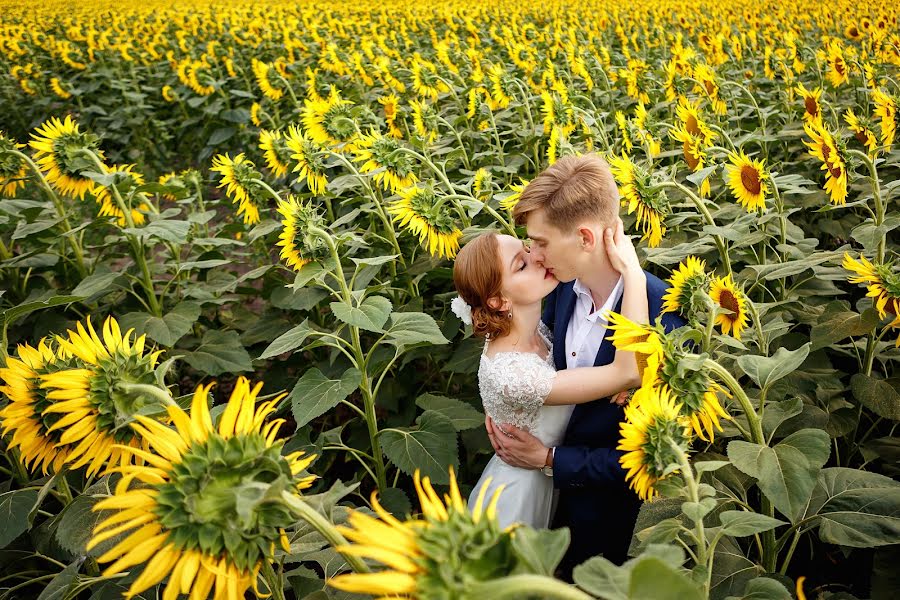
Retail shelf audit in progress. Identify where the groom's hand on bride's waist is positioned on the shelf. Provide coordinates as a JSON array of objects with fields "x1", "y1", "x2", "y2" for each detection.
[{"x1": 485, "y1": 415, "x2": 549, "y2": 470}]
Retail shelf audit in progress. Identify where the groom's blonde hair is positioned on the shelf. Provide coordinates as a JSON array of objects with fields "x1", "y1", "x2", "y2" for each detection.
[{"x1": 512, "y1": 154, "x2": 619, "y2": 231}]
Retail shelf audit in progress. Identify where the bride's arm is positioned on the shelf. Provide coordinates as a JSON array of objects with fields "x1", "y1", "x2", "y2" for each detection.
[{"x1": 544, "y1": 221, "x2": 649, "y2": 406}]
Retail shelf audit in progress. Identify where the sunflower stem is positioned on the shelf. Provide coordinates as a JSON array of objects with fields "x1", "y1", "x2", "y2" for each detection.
[
  {"x1": 114, "y1": 382, "x2": 175, "y2": 407},
  {"x1": 261, "y1": 558, "x2": 285, "y2": 600},
  {"x1": 280, "y1": 492, "x2": 370, "y2": 574},
  {"x1": 656, "y1": 180, "x2": 732, "y2": 277},
  {"x1": 470, "y1": 575, "x2": 593, "y2": 600},
  {"x1": 847, "y1": 149, "x2": 885, "y2": 263},
  {"x1": 702, "y1": 359, "x2": 763, "y2": 445},
  {"x1": 670, "y1": 441, "x2": 709, "y2": 580}
]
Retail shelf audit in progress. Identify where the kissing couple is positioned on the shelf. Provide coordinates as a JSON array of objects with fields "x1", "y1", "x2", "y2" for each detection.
[{"x1": 451, "y1": 154, "x2": 685, "y2": 578}]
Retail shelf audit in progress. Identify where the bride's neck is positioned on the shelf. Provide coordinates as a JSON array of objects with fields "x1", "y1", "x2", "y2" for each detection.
[{"x1": 499, "y1": 301, "x2": 543, "y2": 348}]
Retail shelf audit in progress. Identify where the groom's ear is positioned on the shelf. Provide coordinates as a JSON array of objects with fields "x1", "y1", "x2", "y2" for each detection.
[{"x1": 577, "y1": 226, "x2": 599, "y2": 252}]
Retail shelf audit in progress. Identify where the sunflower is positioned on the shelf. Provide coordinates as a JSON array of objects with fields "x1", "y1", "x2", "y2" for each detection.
[
  {"x1": 411, "y1": 56, "x2": 449, "y2": 101},
  {"x1": 39, "y1": 316, "x2": 166, "y2": 476},
  {"x1": 329, "y1": 468, "x2": 516, "y2": 598},
  {"x1": 633, "y1": 103, "x2": 661, "y2": 156},
  {"x1": 302, "y1": 86, "x2": 358, "y2": 149},
  {"x1": 87, "y1": 378, "x2": 317, "y2": 600},
  {"x1": 709, "y1": 274, "x2": 750, "y2": 340},
  {"x1": 796, "y1": 83, "x2": 823, "y2": 124},
  {"x1": 379, "y1": 94, "x2": 404, "y2": 139},
  {"x1": 472, "y1": 168, "x2": 493, "y2": 201},
  {"x1": 353, "y1": 130, "x2": 419, "y2": 193},
  {"x1": 94, "y1": 164, "x2": 151, "y2": 227},
  {"x1": 618, "y1": 386, "x2": 693, "y2": 501},
  {"x1": 547, "y1": 125, "x2": 569, "y2": 165},
  {"x1": 872, "y1": 88, "x2": 897, "y2": 150},
  {"x1": 410, "y1": 99, "x2": 440, "y2": 144},
  {"x1": 251, "y1": 58, "x2": 284, "y2": 101},
  {"x1": 29, "y1": 115, "x2": 104, "y2": 200},
  {"x1": 50, "y1": 77, "x2": 72, "y2": 99},
  {"x1": 250, "y1": 102, "x2": 263, "y2": 127},
  {"x1": 161, "y1": 85, "x2": 176, "y2": 103},
  {"x1": 803, "y1": 119, "x2": 848, "y2": 206},
  {"x1": 0, "y1": 132, "x2": 27, "y2": 197},
  {"x1": 389, "y1": 185, "x2": 462, "y2": 259},
  {"x1": 661, "y1": 256, "x2": 708, "y2": 317},
  {"x1": 844, "y1": 109, "x2": 879, "y2": 155},
  {"x1": 608, "y1": 153, "x2": 668, "y2": 247},
  {"x1": 604, "y1": 311, "x2": 665, "y2": 386},
  {"x1": 825, "y1": 42, "x2": 849, "y2": 88},
  {"x1": 669, "y1": 125, "x2": 711, "y2": 196},
  {"x1": 616, "y1": 111, "x2": 633, "y2": 152},
  {"x1": 540, "y1": 81, "x2": 576, "y2": 136},
  {"x1": 675, "y1": 96, "x2": 715, "y2": 146},
  {"x1": 284, "y1": 125, "x2": 329, "y2": 196},
  {"x1": 843, "y1": 253, "x2": 900, "y2": 346},
  {"x1": 488, "y1": 63, "x2": 513, "y2": 109},
  {"x1": 276, "y1": 195, "x2": 328, "y2": 272},
  {"x1": 693, "y1": 63, "x2": 726, "y2": 115},
  {"x1": 498, "y1": 178, "x2": 528, "y2": 211},
  {"x1": 726, "y1": 151, "x2": 769, "y2": 212},
  {"x1": 258, "y1": 129, "x2": 293, "y2": 178},
  {"x1": 0, "y1": 339, "x2": 72, "y2": 474},
  {"x1": 210, "y1": 153, "x2": 267, "y2": 225}
]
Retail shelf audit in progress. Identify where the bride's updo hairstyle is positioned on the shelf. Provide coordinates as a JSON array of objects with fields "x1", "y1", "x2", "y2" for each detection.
[{"x1": 453, "y1": 232, "x2": 511, "y2": 339}]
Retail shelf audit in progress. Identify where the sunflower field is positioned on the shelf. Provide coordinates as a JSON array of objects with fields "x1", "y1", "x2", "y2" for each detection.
[{"x1": 1, "y1": 0, "x2": 899, "y2": 598}]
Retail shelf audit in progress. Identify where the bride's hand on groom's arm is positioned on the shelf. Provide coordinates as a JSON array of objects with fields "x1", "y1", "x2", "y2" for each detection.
[{"x1": 485, "y1": 415, "x2": 549, "y2": 469}]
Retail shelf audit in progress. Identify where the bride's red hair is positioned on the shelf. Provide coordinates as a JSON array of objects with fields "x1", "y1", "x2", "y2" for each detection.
[{"x1": 452, "y1": 232, "x2": 511, "y2": 339}]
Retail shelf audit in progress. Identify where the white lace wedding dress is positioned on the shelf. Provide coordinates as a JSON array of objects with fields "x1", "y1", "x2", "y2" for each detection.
[{"x1": 468, "y1": 322, "x2": 573, "y2": 529}]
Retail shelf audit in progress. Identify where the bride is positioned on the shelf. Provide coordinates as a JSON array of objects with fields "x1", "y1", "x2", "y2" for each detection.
[{"x1": 451, "y1": 218, "x2": 647, "y2": 529}]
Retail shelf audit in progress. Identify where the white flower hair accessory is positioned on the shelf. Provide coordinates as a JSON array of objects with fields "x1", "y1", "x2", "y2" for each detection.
[{"x1": 451, "y1": 295, "x2": 473, "y2": 325}]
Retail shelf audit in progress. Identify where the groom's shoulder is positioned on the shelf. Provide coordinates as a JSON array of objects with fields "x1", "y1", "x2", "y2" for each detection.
[{"x1": 643, "y1": 270, "x2": 668, "y2": 298}]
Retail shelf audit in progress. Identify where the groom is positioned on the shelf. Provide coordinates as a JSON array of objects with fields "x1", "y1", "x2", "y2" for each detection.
[{"x1": 485, "y1": 154, "x2": 685, "y2": 579}]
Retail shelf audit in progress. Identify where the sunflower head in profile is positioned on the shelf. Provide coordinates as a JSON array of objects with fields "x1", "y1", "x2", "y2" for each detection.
[
  {"x1": 378, "y1": 94, "x2": 404, "y2": 139},
  {"x1": 618, "y1": 385, "x2": 693, "y2": 501},
  {"x1": 692, "y1": 63, "x2": 726, "y2": 115},
  {"x1": 353, "y1": 129, "x2": 419, "y2": 193},
  {"x1": 0, "y1": 132, "x2": 27, "y2": 197},
  {"x1": 410, "y1": 99, "x2": 440, "y2": 144},
  {"x1": 488, "y1": 63, "x2": 514, "y2": 109},
  {"x1": 472, "y1": 168, "x2": 493, "y2": 201},
  {"x1": 389, "y1": 184, "x2": 462, "y2": 259},
  {"x1": 843, "y1": 253, "x2": 900, "y2": 346},
  {"x1": 276, "y1": 195, "x2": 329, "y2": 272},
  {"x1": 709, "y1": 274, "x2": 750, "y2": 341},
  {"x1": 157, "y1": 170, "x2": 192, "y2": 202},
  {"x1": 0, "y1": 339, "x2": 74, "y2": 475},
  {"x1": 795, "y1": 83, "x2": 823, "y2": 124},
  {"x1": 662, "y1": 256, "x2": 709, "y2": 318},
  {"x1": 302, "y1": 86, "x2": 358, "y2": 150},
  {"x1": 258, "y1": 129, "x2": 294, "y2": 178},
  {"x1": 872, "y1": 88, "x2": 897, "y2": 150},
  {"x1": 844, "y1": 109, "x2": 879, "y2": 156},
  {"x1": 29, "y1": 115, "x2": 104, "y2": 200},
  {"x1": 608, "y1": 153, "x2": 669, "y2": 248},
  {"x1": 411, "y1": 55, "x2": 449, "y2": 101},
  {"x1": 669, "y1": 125, "x2": 711, "y2": 196},
  {"x1": 726, "y1": 150, "x2": 769, "y2": 212},
  {"x1": 498, "y1": 178, "x2": 529, "y2": 212},
  {"x1": 675, "y1": 96, "x2": 715, "y2": 146},
  {"x1": 803, "y1": 119, "x2": 848, "y2": 206},
  {"x1": 284, "y1": 124, "x2": 329, "y2": 196},
  {"x1": 251, "y1": 58, "x2": 285, "y2": 101},
  {"x1": 329, "y1": 468, "x2": 517, "y2": 599},
  {"x1": 547, "y1": 124, "x2": 573, "y2": 166},
  {"x1": 540, "y1": 80, "x2": 576, "y2": 136},
  {"x1": 38, "y1": 316, "x2": 166, "y2": 476},
  {"x1": 605, "y1": 312, "x2": 665, "y2": 387},
  {"x1": 211, "y1": 153, "x2": 268, "y2": 225},
  {"x1": 94, "y1": 164, "x2": 151, "y2": 227},
  {"x1": 87, "y1": 378, "x2": 316, "y2": 600},
  {"x1": 825, "y1": 41, "x2": 849, "y2": 88}
]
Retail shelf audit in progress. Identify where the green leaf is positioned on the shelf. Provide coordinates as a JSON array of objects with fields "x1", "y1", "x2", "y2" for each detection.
[
  {"x1": 682, "y1": 498, "x2": 717, "y2": 522},
  {"x1": 728, "y1": 429, "x2": 831, "y2": 522},
  {"x1": 290, "y1": 367, "x2": 360, "y2": 427},
  {"x1": 804, "y1": 468, "x2": 900, "y2": 548},
  {"x1": 735, "y1": 343, "x2": 810, "y2": 390},
  {"x1": 1, "y1": 295, "x2": 80, "y2": 327},
  {"x1": 380, "y1": 411, "x2": 459, "y2": 484},
  {"x1": 694, "y1": 460, "x2": 731, "y2": 474},
  {"x1": 810, "y1": 309, "x2": 880, "y2": 351},
  {"x1": 719, "y1": 511, "x2": 786, "y2": 537},
  {"x1": 629, "y1": 556, "x2": 705, "y2": 600},
  {"x1": 183, "y1": 329, "x2": 253, "y2": 375},
  {"x1": 761, "y1": 398, "x2": 803, "y2": 439},
  {"x1": 510, "y1": 527, "x2": 570, "y2": 576},
  {"x1": 330, "y1": 296, "x2": 392, "y2": 332},
  {"x1": 270, "y1": 286, "x2": 328, "y2": 311},
  {"x1": 259, "y1": 320, "x2": 314, "y2": 359},
  {"x1": 37, "y1": 559, "x2": 84, "y2": 600},
  {"x1": 208, "y1": 126, "x2": 237, "y2": 145},
  {"x1": 0, "y1": 489, "x2": 39, "y2": 548},
  {"x1": 118, "y1": 302, "x2": 201, "y2": 347},
  {"x1": 724, "y1": 577, "x2": 793, "y2": 600},
  {"x1": 384, "y1": 312, "x2": 449, "y2": 348},
  {"x1": 711, "y1": 536, "x2": 762, "y2": 597},
  {"x1": 573, "y1": 556, "x2": 630, "y2": 600},
  {"x1": 415, "y1": 393, "x2": 484, "y2": 431},
  {"x1": 125, "y1": 219, "x2": 191, "y2": 244},
  {"x1": 71, "y1": 271, "x2": 122, "y2": 298},
  {"x1": 56, "y1": 477, "x2": 119, "y2": 557},
  {"x1": 850, "y1": 373, "x2": 900, "y2": 421}
]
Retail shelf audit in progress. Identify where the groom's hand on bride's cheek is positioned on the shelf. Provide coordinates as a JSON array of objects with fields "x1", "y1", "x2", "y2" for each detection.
[{"x1": 494, "y1": 424, "x2": 547, "y2": 469}]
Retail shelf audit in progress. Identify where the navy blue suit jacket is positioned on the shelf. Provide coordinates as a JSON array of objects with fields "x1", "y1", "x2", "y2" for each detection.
[{"x1": 543, "y1": 271, "x2": 685, "y2": 577}]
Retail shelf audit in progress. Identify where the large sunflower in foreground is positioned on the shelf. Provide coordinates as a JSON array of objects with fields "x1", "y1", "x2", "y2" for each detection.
[
  {"x1": 210, "y1": 153, "x2": 268, "y2": 225},
  {"x1": 618, "y1": 385, "x2": 693, "y2": 501},
  {"x1": 0, "y1": 132, "x2": 27, "y2": 197},
  {"x1": 389, "y1": 185, "x2": 462, "y2": 259},
  {"x1": 843, "y1": 253, "x2": 900, "y2": 346},
  {"x1": 709, "y1": 274, "x2": 750, "y2": 340},
  {"x1": 661, "y1": 256, "x2": 708, "y2": 318},
  {"x1": 0, "y1": 340, "x2": 71, "y2": 474},
  {"x1": 302, "y1": 87, "x2": 358, "y2": 149},
  {"x1": 29, "y1": 115, "x2": 104, "y2": 200},
  {"x1": 275, "y1": 195, "x2": 328, "y2": 272},
  {"x1": 608, "y1": 153, "x2": 668, "y2": 247},
  {"x1": 804, "y1": 119, "x2": 848, "y2": 206},
  {"x1": 726, "y1": 151, "x2": 768, "y2": 212},
  {"x1": 87, "y1": 378, "x2": 316, "y2": 600},
  {"x1": 41, "y1": 316, "x2": 165, "y2": 476},
  {"x1": 329, "y1": 468, "x2": 515, "y2": 598},
  {"x1": 604, "y1": 311, "x2": 665, "y2": 387}
]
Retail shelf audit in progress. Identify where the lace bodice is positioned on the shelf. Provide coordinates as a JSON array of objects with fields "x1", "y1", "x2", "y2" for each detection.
[{"x1": 478, "y1": 322, "x2": 558, "y2": 433}]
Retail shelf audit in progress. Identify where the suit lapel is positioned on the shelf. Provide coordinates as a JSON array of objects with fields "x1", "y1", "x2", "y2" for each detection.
[
  {"x1": 553, "y1": 282, "x2": 577, "y2": 371},
  {"x1": 593, "y1": 292, "x2": 625, "y2": 366}
]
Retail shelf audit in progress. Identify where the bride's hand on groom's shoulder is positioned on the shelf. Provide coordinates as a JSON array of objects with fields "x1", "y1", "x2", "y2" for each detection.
[{"x1": 604, "y1": 217, "x2": 642, "y2": 277}]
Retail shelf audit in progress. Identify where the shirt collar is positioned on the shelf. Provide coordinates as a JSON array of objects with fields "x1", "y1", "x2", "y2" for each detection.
[{"x1": 573, "y1": 275, "x2": 625, "y2": 321}]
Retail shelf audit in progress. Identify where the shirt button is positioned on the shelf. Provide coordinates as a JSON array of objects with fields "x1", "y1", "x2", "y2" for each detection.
[{"x1": 571, "y1": 352, "x2": 576, "y2": 357}]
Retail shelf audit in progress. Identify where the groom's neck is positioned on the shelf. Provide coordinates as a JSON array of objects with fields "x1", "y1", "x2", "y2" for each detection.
[{"x1": 577, "y1": 261, "x2": 622, "y2": 308}]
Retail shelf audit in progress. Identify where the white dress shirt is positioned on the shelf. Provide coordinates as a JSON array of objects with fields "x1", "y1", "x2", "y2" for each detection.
[{"x1": 564, "y1": 275, "x2": 625, "y2": 370}]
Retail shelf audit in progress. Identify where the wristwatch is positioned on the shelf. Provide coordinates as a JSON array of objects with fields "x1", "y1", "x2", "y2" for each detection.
[{"x1": 541, "y1": 447, "x2": 554, "y2": 477}]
